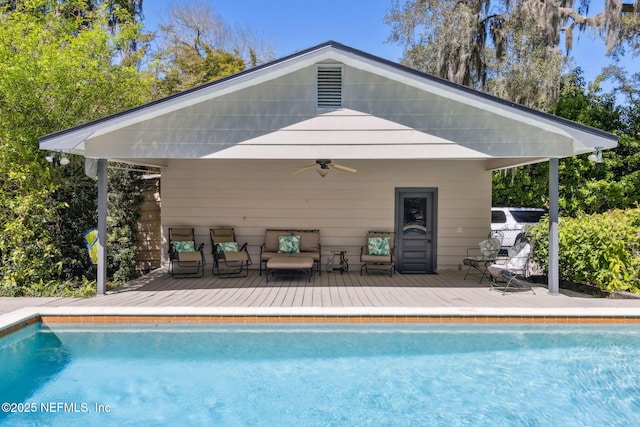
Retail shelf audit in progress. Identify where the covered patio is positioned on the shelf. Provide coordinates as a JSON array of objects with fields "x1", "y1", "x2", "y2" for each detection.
[{"x1": 39, "y1": 41, "x2": 619, "y2": 297}]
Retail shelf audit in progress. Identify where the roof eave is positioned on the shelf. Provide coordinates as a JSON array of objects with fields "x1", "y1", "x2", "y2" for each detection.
[{"x1": 39, "y1": 40, "x2": 618, "y2": 158}]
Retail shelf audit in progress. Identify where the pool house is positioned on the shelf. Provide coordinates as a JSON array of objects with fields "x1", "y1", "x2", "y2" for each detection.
[{"x1": 39, "y1": 41, "x2": 618, "y2": 295}]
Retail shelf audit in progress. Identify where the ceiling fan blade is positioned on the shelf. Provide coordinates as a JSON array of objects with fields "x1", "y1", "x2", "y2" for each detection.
[
  {"x1": 331, "y1": 164, "x2": 357, "y2": 173},
  {"x1": 294, "y1": 164, "x2": 318, "y2": 174}
]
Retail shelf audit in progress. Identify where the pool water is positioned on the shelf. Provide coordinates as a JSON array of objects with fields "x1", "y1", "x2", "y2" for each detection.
[{"x1": 1, "y1": 323, "x2": 640, "y2": 426}]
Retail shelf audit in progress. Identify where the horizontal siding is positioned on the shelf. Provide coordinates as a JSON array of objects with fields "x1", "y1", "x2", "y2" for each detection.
[
  {"x1": 135, "y1": 177, "x2": 162, "y2": 273},
  {"x1": 161, "y1": 159, "x2": 491, "y2": 270},
  {"x1": 88, "y1": 62, "x2": 573, "y2": 159}
]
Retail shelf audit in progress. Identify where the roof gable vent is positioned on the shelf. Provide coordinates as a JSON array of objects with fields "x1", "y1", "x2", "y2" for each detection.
[{"x1": 317, "y1": 65, "x2": 342, "y2": 109}]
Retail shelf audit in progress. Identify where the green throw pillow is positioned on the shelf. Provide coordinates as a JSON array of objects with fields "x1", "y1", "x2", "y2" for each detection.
[
  {"x1": 218, "y1": 242, "x2": 238, "y2": 252},
  {"x1": 278, "y1": 235, "x2": 300, "y2": 253},
  {"x1": 368, "y1": 237, "x2": 390, "y2": 256},
  {"x1": 173, "y1": 241, "x2": 195, "y2": 252}
]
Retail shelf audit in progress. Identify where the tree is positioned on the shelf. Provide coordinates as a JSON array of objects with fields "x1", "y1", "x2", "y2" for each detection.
[
  {"x1": 492, "y1": 69, "x2": 640, "y2": 215},
  {"x1": 149, "y1": 1, "x2": 274, "y2": 97},
  {"x1": 483, "y1": 10, "x2": 565, "y2": 109},
  {"x1": 1, "y1": 0, "x2": 144, "y2": 29},
  {"x1": 616, "y1": 4, "x2": 640, "y2": 56},
  {"x1": 386, "y1": 0, "x2": 639, "y2": 108},
  {"x1": 0, "y1": 1, "x2": 151, "y2": 295}
]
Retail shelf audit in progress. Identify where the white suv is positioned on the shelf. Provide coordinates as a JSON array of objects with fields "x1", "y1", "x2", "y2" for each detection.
[{"x1": 491, "y1": 207, "x2": 547, "y2": 247}]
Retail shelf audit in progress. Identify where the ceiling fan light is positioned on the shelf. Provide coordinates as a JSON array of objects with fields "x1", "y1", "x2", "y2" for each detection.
[{"x1": 317, "y1": 168, "x2": 330, "y2": 178}]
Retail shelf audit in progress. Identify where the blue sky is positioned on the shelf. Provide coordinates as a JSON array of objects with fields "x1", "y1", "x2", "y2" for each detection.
[{"x1": 144, "y1": 0, "x2": 636, "y2": 92}]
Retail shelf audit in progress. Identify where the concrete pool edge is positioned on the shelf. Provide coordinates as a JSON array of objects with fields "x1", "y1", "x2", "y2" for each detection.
[{"x1": 4, "y1": 306, "x2": 640, "y2": 337}]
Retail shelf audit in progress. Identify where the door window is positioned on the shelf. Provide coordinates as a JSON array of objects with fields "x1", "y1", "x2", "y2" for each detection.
[{"x1": 403, "y1": 197, "x2": 427, "y2": 235}]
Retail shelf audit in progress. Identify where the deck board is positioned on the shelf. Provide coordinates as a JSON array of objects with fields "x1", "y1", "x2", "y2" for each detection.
[{"x1": 8, "y1": 268, "x2": 637, "y2": 313}]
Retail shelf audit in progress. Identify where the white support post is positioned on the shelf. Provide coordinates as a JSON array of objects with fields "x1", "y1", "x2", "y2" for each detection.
[
  {"x1": 97, "y1": 159, "x2": 108, "y2": 295},
  {"x1": 548, "y1": 158, "x2": 560, "y2": 294}
]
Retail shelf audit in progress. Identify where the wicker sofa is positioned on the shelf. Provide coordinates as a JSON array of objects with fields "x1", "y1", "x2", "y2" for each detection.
[{"x1": 259, "y1": 229, "x2": 321, "y2": 276}]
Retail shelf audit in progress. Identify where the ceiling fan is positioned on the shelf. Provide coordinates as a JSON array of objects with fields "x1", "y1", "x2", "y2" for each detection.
[{"x1": 294, "y1": 159, "x2": 357, "y2": 178}]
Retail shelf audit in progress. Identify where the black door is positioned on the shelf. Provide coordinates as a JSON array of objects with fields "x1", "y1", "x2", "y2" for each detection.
[{"x1": 395, "y1": 188, "x2": 437, "y2": 273}]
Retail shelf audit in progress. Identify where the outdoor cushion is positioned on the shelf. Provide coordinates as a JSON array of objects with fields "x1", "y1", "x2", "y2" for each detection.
[
  {"x1": 261, "y1": 251, "x2": 320, "y2": 261},
  {"x1": 506, "y1": 243, "x2": 530, "y2": 270},
  {"x1": 218, "y1": 242, "x2": 238, "y2": 252},
  {"x1": 173, "y1": 241, "x2": 195, "y2": 252},
  {"x1": 490, "y1": 243, "x2": 530, "y2": 272},
  {"x1": 289, "y1": 251, "x2": 320, "y2": 260},
  {"x1": 479, "y1": 238, "x2": 501, "y2": 258},
  {"x1": 177, "y1": 251, "x2": 202, "y2": 262},
  {"x1": 298, "y1": 231, "x2": 320, "y2": 252},
  {"x1": 265, "y1": 230, "x2": 288, "y2": 252},
  {"x1": 267, "y1": 256, "x2": 314, "y2": 269},
  {"x1": 278, "y1": 235, "x2": 301, "y2": 253},
  {"x1": 368, "y1": 237, "x2": 390, "y2": 256},
  {"x1": 223, "y1": 251, "x2": 248, "y2": 262},
  {"x1": 508, "y1": 241, "x2": 528, "y2": 258},
  {"x1": 361, "y1": 254, "x2": 391, "y2": 263},
  {"x1": 213, "y1": 229, "x2": 235, "y2": 243}
]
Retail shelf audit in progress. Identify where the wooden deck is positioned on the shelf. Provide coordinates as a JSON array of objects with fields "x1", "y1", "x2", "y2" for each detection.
[
  {"x1": 2, "y1": 268, "x2": 640, "y2": 330},
  {"x1": 48, "y1": 268, "x2": 640, "y2": 310}
]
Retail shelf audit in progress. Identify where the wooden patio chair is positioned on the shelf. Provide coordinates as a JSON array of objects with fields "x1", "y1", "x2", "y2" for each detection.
[
  {"x1": 210, "y1": 227, "x2": 251, "y2": 278},
  {"x1": 360, "y1": 231, "x2": 395, "y2": 276},
  {"x1": 168, "y1": 227, "x2": 205, "y2": 278},
  {"x1": 488, "y1": 237, "x2": 535, "y2": 294}
]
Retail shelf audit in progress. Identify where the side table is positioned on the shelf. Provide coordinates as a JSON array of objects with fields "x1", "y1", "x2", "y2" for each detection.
[{"x1": 326, "y1": 248, "x2": 349, "y2": 273}]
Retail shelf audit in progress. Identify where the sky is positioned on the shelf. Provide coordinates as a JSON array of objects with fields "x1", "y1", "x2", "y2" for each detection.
[{"x1": 144, "y1": 0, "x2": 637, "y2": 94}]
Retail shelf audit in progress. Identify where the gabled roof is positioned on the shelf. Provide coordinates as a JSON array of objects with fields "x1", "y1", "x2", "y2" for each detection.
[{"x1": 39, "y1": 40, "x2": 617, "y2": 169}]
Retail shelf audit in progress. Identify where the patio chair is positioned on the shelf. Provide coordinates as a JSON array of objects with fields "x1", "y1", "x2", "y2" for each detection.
[
  {"x1": 360, "y1": 231, "x2": 395, "y2": 276},
  {"x1": 463, "y1": 237, "x2": 502, "y2": 283},
  {"x1": 168, "y1": 227, "x2": 205, "y2": 278},
  {"x1": 488, "y1": 237, "x2": 535, "y2": 294},
  {"x1": 210, "y1": 227, "x2": 251, "y2": 278}
]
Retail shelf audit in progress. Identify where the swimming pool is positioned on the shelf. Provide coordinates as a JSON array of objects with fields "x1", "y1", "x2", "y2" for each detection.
[{"x1": 1, "y1": 322, "x2": 640, "y2": 426}]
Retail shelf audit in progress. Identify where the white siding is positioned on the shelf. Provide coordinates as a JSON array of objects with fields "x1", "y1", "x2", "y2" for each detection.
[
  {"x1": 161, "y1": 159, "x2": 491, "y2": 271},
  {"x1": 85, "y1": 63, "x2": 577, "y2": 160}
]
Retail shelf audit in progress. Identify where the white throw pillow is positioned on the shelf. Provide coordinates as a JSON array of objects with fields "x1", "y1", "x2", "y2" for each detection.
[{"x1": 506, "y1": 243, "x2": 530, "y2": 270}]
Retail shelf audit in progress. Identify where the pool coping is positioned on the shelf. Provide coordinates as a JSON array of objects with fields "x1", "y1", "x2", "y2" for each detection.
[{"x1": 3, "y1": 305, "x2": 640, "y2": 339}]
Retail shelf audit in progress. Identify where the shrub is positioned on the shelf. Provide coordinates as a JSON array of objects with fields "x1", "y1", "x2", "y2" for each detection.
[{"x1": 529, "y1": 209, "x2": 640, "y2": 293}]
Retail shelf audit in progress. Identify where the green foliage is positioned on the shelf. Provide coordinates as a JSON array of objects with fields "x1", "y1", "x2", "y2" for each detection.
[
  {"x1": 106, "y1": 169, "x2": 143, "y2": 283},
  {"x1": 155, "y1": 46, "x2": 245, "y2": 96},
  {"x1": 0, "y1": 1, "x2": 150, "y2": 296},
  {"x1": 43, "y1": 157, "x2": 143, "y2": 285},
  {"x1": 147, "y1": 1, "x2": 272, "y2": 98},
  {"x1": 492, "y1": 163, "x2": 550, "y2": 207},
  {"x1": 2, "y1": 276, "x2": 97, "y2": 298},
  {"x1": 0, "y1": 1, "x2": 254, "y2": 297},
  {"x1": 493, "y1": 70, "x2": 640, "y2": 215},
  {"x1": 529, "y1": 209, "x2": 640, "y2": 293}
]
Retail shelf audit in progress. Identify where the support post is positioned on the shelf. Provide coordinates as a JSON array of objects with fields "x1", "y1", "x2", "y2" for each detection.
[
  {"x1": 97, "y1": 159, "x2": 108, "y2": 295},
  {"x1": 548, "y1": 158, "x2": 559, "y2": 294}
]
